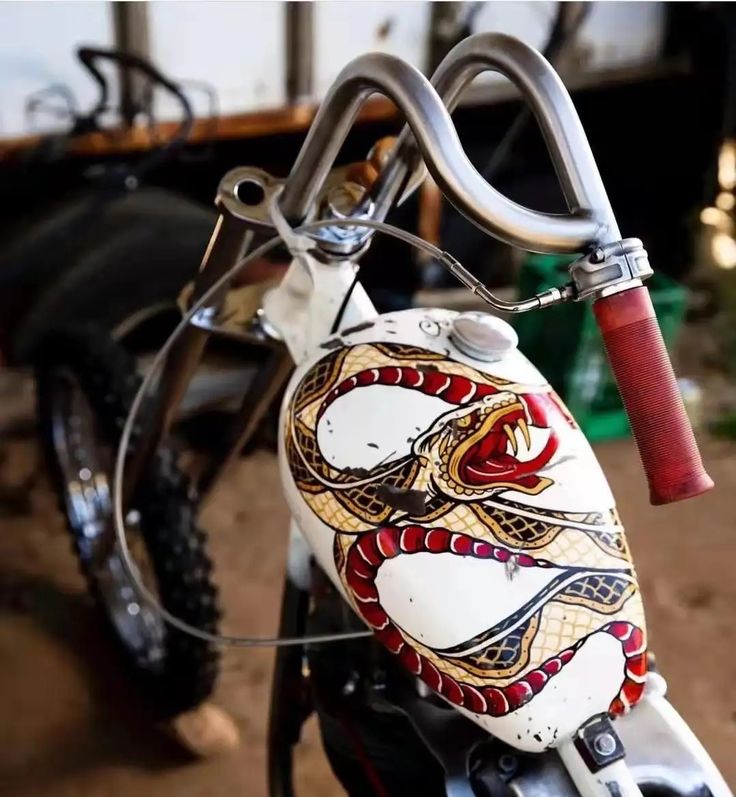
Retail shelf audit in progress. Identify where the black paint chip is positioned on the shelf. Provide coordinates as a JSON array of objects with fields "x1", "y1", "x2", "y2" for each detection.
[
  {"x1": 376, "y1": 484, "x2": 427, "y2": 515},
  {"x1": 341, "y1": 320, "x2": 376, "y2": 336}
]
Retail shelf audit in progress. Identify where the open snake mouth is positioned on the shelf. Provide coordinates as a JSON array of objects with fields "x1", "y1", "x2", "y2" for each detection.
[
  {"x1": 448, "y1": 397, "x2": 558, "y2": 490},
  {"x1": 313, "y1": 360, "x2": 561, "y2": 494}
]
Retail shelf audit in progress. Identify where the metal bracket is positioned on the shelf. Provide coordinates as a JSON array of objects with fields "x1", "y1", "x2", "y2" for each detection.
[
  {"x1": 216, "y1": 165, "x2": 378, "y2": 259},
  {"x1": 189, "y1": 295, "x2": 283, "y2": 347},
  {"x1": 217, "y1": 166, "x2": 285, "y2": 233},
  {"x1": 573, "y1": 715, "x2": 626, "y2": 773},
  {"x1": 569, "y1": 238, "x2": 653, "y2": 301},
  {"x1": 304, "y1": 180, "x2": 376, "y2": 256}
]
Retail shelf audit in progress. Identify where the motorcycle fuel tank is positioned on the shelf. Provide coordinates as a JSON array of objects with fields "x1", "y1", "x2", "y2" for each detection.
[{"x1": 278, "y1": 307, "x2": 647, "y2": 752}]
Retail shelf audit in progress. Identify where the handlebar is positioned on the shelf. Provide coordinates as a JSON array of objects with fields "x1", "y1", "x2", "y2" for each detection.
[
  {"x1": 277, "y1": 33, "x2": 712, "y2": 504},
  {"x1": 426, "y1": 34, "x2": 711, "y2": 503},
  {"x1": 594, "y1": 288, "x2": 713, "y2": 504},
  {"x1": 432, "y1": 33, "x2": 620, "y2": 242},
  {"x1": 372, "y1": 32, "x2": 620, "y2": 244},
  {"x1": 278, "y1": 52, "x2": 602, "y2": 253}
]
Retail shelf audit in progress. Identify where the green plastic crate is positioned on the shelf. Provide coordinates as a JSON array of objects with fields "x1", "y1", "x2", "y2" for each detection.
[{"x1": 513, "y1": 254, "x2": 686, "y2": 442}]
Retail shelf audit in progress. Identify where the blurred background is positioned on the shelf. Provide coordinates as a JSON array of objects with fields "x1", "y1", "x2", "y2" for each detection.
[{"x1": 0, "y1": 1, "x2": 735, "y2": 795}]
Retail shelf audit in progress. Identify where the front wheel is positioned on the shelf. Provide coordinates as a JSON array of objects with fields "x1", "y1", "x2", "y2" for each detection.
[{"x1": 36, "y1": 325, "x2": 221, "y2": 717}]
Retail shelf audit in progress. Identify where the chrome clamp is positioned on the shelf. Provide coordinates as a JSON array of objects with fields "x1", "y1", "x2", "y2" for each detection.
[
  {"x1": 304, "y1": 181, "x2": 376, "y2": 257},
  {"x1": 569, "y1": 238, "x2": 653, "y2": 301}
]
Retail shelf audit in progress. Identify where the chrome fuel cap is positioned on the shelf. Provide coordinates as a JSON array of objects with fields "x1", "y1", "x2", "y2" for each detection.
[{"x1": 450, "y1": 312, "x2": 518, "y2": 362}]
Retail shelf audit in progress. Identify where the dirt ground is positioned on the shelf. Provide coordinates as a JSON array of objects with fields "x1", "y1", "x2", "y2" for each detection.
[{"x1": 0, "y1": 431, "x2": 734, "y2": 796}]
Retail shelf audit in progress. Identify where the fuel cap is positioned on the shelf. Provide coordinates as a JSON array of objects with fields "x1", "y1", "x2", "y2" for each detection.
[{"x1": 450, "y1": 312, "x2": 518, "y2": 362}]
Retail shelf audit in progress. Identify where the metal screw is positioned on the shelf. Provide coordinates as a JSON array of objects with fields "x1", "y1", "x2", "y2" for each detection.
[
  {"x1": 326, "y1": 182, "x2": 369, "y2": 220},
  {"x1": 590, "y1": 247, "x2": 606, "y2": 264},
  {"x1": 593, "y1": 732, "x2": 617, "y2": 757}
]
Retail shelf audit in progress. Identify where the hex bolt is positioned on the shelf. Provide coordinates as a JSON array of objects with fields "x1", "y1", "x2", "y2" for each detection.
[
  {"x1": 326, "y1": 181, "x2": 368, "y2": 219},
  {"x1": 593, "y1": 732, "x2": 617, "y2": 757}
]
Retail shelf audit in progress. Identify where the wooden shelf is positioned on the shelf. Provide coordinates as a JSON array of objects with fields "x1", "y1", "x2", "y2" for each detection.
[
  {"x1": 0, "y1": 58, "x2": 688, "y2": 163},
  {"x1": 0, "y1": 96, "x2": 400, "y2": 162}
]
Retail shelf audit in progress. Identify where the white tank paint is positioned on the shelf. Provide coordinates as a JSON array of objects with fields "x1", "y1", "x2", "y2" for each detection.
[
  {"x1": 376, "y1": 552, "x2": 571, "y2": 650},
  {"x1": 462, "y1": 632, "x2": 627, "y2": 752},
  {"x1": 280, "y1": 302, "x2": 647, "y2": 754},
  {"x1": 317, "y1": 386, "x2": 453, "y2": 471}
]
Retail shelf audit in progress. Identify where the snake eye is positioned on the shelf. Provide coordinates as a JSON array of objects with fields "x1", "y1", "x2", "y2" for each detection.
[{"x1": 456, "y1": 414, "x2": 473, "y2": 428}]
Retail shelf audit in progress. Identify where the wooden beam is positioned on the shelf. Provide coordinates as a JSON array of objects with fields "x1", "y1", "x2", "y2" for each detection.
[{"x1": 0, "y1": 96, "x2": 399, "y2": 162}]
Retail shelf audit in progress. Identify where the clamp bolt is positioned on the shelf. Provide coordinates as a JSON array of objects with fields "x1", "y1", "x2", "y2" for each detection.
[
  {"x1": 593, "y1": 732, "x2": 618, "y2": 757},
  {"x1": 574, "y1": 716, "x2": 625, "y2": 771},
  {"x1": 326, "y1": 181, "x2": 368, "y2": 219}
]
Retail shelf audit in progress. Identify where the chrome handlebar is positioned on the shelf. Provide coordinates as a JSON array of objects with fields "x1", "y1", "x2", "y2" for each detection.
[{"x1": 278, "y1": 33, "x2": 616, "y2": 254}]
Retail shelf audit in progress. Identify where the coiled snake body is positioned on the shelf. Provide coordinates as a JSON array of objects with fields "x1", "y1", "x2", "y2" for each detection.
[{"x1": 285, "y1": 341, "x2": 647, "y2": 720}]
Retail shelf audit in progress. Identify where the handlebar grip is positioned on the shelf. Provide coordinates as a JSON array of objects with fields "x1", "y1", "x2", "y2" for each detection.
[{"x1": 593, "y1": 286, "x2": 713, "y2": 505}]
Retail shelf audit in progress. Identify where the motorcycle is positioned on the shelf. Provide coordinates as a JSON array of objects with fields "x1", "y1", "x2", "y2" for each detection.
[{"x1": 97, "y1": 32, "x2": 729, "y2": 796}]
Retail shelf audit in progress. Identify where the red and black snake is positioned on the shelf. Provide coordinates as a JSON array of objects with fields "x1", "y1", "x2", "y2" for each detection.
[
  {"x1": 289, "y1": 348, "x2": 647, "y2": 719},
  {"x1": 344, "y1": 524, "x2": 646, "y2": 717}
]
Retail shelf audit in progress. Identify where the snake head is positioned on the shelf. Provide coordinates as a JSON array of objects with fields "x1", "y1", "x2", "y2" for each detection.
[{"x1": 415, "y1": 391, "x2": 559, "y2": 499}]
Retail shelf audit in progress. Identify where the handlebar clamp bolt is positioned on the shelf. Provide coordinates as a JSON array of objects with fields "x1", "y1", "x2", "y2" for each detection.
[
  {"x1": 593, "y1": 732, "x2": 618, "y2": 757},
  {"x1": 590, "y1": 247, "x2": 606, "y2": 264}
]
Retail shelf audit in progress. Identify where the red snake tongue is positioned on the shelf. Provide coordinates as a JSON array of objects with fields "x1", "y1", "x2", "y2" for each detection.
[
  {"x1": 460, "y1": 426, "x2": 559, "y2": 487},
  {"x1": 461, "y1": 434, "x2": 517, "y2": 483},
  {"x1": 463, "y1": 453, "x2": 516, "y2": 482},
  {"x1": 474, "y1": 431, "x2": 507, "y2": 461}
]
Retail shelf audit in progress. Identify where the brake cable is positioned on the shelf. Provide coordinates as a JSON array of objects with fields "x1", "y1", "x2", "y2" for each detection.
[{"x1": 112, "y1": 210, "x2": 569, "y2": 649}]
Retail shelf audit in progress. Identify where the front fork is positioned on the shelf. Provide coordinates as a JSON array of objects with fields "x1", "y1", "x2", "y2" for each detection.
[
  {"x1": 123, "y1": 157, "x2": 381, "y2": 507},
  {"x1": 123, "y1": 184, "x2": 291, "y2": 506}
]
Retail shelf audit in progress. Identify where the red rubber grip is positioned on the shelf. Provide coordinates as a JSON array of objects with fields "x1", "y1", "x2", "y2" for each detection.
[{"x1": 593, "y1": 286, "x2": 713, "y2": 505}]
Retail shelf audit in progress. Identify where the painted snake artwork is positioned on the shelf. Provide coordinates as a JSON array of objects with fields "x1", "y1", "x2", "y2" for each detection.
[{"x1": 284, "y1": 340, "x2": 647, "y2": 725}]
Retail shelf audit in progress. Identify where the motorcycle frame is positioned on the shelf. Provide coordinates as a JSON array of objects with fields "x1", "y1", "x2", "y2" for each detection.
[{"x1": 121, "y1": 33, "x2": 728, "y2": 797}]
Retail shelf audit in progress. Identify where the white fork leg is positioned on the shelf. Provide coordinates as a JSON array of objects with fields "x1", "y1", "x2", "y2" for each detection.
[
  {"x1": 558, "y1": 737, "x2": 643, "y2": 797},
  {"x1": 262, "y1": 253, "x2": 377, "y2": 363},
  {"x1": 619, "y1": 672, "x2": 732, "y2": 797},
  {"x1": 558, "y1": 672, "x2": 733, "y2": 797}
]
